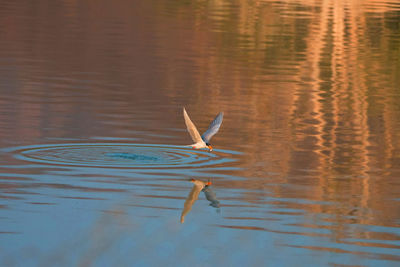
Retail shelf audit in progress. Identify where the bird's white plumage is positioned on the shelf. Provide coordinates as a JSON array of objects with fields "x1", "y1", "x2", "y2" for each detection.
[
  {"x1": 183, "y1": 108, "x2": 205, "y2": 144},
  {"x1": 183, "y1": 107, "x2": 223, "y2": 150},
  {"x1": 183, "y1": 107, "x2": 207, "y2": 148}
]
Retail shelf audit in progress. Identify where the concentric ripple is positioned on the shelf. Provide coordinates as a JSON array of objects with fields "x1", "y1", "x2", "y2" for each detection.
[{"x1": 5, "y1": 143, "x2": 240, "y2": 168}]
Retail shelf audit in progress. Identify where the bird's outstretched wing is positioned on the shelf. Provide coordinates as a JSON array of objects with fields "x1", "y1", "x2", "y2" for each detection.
[
  {"x1": 183, "y1": 108, "x2": 203, "y2": 144},
  {"x1": 201, "y1": 112, "x2": 223, "y2": 143}
]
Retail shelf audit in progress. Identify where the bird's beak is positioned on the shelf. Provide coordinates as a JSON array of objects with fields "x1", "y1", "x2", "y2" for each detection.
[
  {"x1": 207, "y1": 145, "x2": 213, "y2": 152},
  {"x1": 206, "y1": 181, "x2": 212, "y2": 186}
]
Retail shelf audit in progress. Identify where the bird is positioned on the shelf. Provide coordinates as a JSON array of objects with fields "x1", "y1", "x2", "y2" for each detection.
[
  {"x1": 183, "y1": 107, "x2": 223, "y2": 152},
  {"x1": 180, "y1": 179, "x2": 212, "y2": 223}
]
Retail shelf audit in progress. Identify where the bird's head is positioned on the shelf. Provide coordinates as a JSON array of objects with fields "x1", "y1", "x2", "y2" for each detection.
[{"x1": 206, "y1": 143, "x2": 213, "y2": 152}]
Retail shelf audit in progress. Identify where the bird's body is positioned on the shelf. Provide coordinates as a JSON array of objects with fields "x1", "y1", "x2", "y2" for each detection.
[{"x1": 183, "y1": 107, "x2": 223, "y2": 151}]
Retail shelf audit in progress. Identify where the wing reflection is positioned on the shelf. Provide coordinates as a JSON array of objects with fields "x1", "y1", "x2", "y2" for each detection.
[
  {"x1": 180, "y1": 179, "x2": 220, "y2": 223},
  {"x1": 203, "y1": 185, "x2": 220, "y2": 209}
]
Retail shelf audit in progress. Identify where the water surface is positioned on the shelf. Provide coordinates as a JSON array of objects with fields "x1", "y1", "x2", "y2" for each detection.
[{"x1": 0, "y1": 0, "x2": 400, "y2": 266}]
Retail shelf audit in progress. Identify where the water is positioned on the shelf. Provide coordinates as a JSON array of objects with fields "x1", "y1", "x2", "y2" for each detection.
[{"x1": 0, "y1": 0, "x2": 399, "y2": 266}]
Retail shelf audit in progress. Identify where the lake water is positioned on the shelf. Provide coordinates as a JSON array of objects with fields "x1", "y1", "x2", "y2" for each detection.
[{"x1": 0, "y1": 0, "x2": 400, "y2": 266}]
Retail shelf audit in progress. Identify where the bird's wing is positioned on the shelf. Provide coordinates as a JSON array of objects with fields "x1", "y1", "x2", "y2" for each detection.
[
  {"x1": 183, "y1": 108, "x2": 203, "y2": 144},
  {"x1": 201, "y1": 112, "x2": 223, "y2": 143},
  {"x1": 180, "y1": 183, "x2": 203, "y2": 223}
]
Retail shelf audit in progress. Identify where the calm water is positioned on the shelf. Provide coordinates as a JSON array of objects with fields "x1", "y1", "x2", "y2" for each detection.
[{"x1": 0, "y1": 0, "x2": 400, "y2": 266}]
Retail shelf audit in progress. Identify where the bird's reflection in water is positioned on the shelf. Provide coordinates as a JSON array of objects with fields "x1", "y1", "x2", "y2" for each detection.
[
  {"x1": 203, "y1": 185, "x2": 220, "y2": 209},
  {"x1": 180, "y1": 179, "x2": 220, "y2": 223}
]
